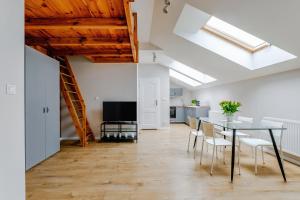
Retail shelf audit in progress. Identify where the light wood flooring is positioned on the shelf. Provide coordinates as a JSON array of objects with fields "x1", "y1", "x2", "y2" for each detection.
[{"x1": 26, "y1": 124, "x2": 300, "y2": 200}]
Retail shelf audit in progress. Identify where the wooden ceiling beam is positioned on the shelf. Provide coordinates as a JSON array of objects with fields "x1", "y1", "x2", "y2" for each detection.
[
  {"x1": 50, "y1": 49, "x2": 132, "y2": 56},
  {"x1": 133, "y1": 12, "x2": 139, "y2": 63},
  {"x1": 91, "y1": 57, "x2": 134, "y2": 63},
  {"x1": 91, "y1": 54, "x2": 132, "y2": 58},
  {"x1": 124, "y1": 0, "x2": 138, "y2": 63},
  {"x1": 26, "y1": 37, "x2": 131, "y2": 47},
  {"x1": 25, "y1": 18, "x2": 128, "y2": 30}
]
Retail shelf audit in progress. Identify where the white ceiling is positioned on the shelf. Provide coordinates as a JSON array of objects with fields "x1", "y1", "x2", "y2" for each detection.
[{"x1": 135, "y1": 0, "x2": 300, "y2": 88}]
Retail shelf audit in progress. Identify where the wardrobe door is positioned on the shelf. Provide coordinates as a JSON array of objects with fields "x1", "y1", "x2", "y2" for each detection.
[
  {"x1": 45, "y1": 57, "x2": 60, "y2": 158},
  {"x1": 25, "y1": 47, "x2": 46, "y2": 170}
]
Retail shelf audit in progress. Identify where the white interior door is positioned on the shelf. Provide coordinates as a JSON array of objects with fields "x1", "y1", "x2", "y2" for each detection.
[{"x1": 139, "y1": 78, "x2": 160, "y2": 129}]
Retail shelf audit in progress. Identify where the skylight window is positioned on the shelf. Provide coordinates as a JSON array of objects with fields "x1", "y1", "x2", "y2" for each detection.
[
  {"x1": 169, "y1": 61, "x2": 216, "y2": 83},
  {"x1": 203, "y1": 16, "x2": 270, "y2": 52},
  {"x1": 169, "y1": 69, "x2": 202, "y2": 87}
]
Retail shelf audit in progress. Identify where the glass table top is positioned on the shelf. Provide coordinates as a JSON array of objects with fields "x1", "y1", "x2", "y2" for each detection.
[{"x1": 199, "y1": 117, "x2": 286, "y2": 131}]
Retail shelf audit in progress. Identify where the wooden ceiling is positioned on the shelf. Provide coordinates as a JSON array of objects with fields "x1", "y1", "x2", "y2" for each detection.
[{"x1": 25, "y1": 0, "x2": 138, "y2": 63}]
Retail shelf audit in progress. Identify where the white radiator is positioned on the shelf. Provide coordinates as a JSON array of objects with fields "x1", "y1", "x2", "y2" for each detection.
[{"x1": 263, "y1": 117, "x2": 300, "y2": 158}]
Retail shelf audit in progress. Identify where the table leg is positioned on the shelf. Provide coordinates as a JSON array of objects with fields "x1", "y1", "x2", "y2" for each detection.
[
  {"x1": 230, "y1": 129, "x2": 236, "y2": 183},
  {"x1": 193, "y1": 136, "x2": 198, "y2": 149},
  {"x1": 193, "y1": 119, "x2": 202, "y2": 148},
  {"x1": 269, "y1": 129, "x2": 287, "y2": 182},
  {"x1": 197, "y1": 119, "x2": 202, "y2": 131}
]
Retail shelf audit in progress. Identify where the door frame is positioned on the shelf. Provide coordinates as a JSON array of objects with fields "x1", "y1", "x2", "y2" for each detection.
[{"x1": 139, "y1": 78, "x2": 160, "y2": 129}]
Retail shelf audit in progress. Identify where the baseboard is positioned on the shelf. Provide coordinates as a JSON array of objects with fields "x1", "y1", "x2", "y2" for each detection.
[
  {"x1": 60, "y1": 137, "x2": 79, "y2": 141},
  {"x1": 60, "y1": 136, "x2": 101, "y2": 141},
  {"x1": 264, "y1": 147, "x2": 300, "y2": 166},
  {"x1": 158, "y1": 126, "x2": 170, "y2": 130}
]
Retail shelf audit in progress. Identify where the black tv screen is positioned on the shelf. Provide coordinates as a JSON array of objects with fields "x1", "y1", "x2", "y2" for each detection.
[{"x1": 103, "y1": 101, "x2": 137, "y2": 122}]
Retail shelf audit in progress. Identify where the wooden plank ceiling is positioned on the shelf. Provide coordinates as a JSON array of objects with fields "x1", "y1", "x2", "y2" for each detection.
[{"x1": 25, "y1": 0, "x2": 138, "y2": 63}]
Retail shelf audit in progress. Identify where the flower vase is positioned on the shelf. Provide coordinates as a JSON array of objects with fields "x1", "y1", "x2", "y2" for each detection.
[{"x1": 225, "y1": 113, "x2": 234, "y2": 122}]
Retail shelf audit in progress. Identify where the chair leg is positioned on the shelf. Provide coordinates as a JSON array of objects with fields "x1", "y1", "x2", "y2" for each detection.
[
  {"x1": 210, "y1": 145, "x2": 216, "y2": 175},
  {"x1": 216, "y1": 146, "x2": 219, "y2": 159},
  {"x1": 200, "y1": 138, "x2": 204, "y2": 165},
  {"x1": 187, "y1": 131, "x2": 192, "y2": 152},
  {"x1": 223, "y1": 146, "x2": 226, "y2": 164},
  {"x1": 193, "y1": 137, "x2": 198, "y2": 159},
  {"x1": 261, "y1": 146, "x2": 265, "y2": 164},
  {"x1": 255, "y1": 147, "x2": 258, "y2": 175},
  {"x1": 238, "y1": 145, "x2": 241, "y2": 175},
  {"x1": 280, "y1": 148, "x2": 285, "y2": 171}
]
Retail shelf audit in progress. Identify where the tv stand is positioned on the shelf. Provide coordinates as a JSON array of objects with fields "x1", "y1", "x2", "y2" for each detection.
[{"x1": 100, "y1": 121, "x2": 138, "y2": 142}]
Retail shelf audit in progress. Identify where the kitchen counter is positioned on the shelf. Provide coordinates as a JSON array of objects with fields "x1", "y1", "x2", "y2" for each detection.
[
  {"x1": 170, "y1": 105, "x2": 210, "y2": 123},
  {"x1": 170, "y1": 105, "x2": 210, "y2": 108}
]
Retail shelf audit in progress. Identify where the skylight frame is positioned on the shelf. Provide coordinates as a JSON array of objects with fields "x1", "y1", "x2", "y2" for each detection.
[
  {"x1": 203, "y1": 16, "x2": 270, "y2": 52},
  {"x1": 169, "y1": 61, "x2": 216, "y2": 84},
  {"x1": 169, "y1": 69, "x2": 202, "y2": 87}
]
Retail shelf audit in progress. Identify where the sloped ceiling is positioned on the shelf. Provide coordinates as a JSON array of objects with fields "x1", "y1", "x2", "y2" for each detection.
[{"x1": 149, "y1": 0, "x2": 300, "y2": 87}]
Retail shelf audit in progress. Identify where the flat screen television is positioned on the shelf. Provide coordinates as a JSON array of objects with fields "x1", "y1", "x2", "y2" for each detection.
[{"x1": 103, "y1": 101, "x2": 137, "y2": 122}]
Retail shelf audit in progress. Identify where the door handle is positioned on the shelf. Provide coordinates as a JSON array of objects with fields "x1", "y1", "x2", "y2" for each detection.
[
  {"x1": 46, "y1": 107, "x2": 49, "y2": 113},
  {"x1": 43, "y1": 107, "x2": 46, "y2": 113},
  {"x1": 155, "y1": 100, "x2": 158, "y2": 106}
]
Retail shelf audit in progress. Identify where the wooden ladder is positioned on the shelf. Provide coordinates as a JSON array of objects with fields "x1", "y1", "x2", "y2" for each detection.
[{"x1": 56, "y1": 56, "x2": 95, "y2": 146}]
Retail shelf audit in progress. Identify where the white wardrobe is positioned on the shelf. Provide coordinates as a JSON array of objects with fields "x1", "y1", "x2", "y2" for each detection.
[{"x1": 25, "y1": 46, "x2": 60, "y2": 170}]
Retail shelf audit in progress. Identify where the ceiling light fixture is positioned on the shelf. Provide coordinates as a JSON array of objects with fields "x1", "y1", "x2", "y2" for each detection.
[{"x1": 163, "y1": 0, "x2": 171, "y2": 14}]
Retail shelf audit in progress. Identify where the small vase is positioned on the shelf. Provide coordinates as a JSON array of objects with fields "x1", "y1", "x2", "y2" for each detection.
[{"x1": 225, "y1": 113, "x2": 234, "y2": 122}]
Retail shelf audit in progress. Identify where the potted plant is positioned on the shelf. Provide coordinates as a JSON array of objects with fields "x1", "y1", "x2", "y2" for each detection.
[
  {"x1": 219, "y1": 100, "x2": 241, "y2": 122},
  {"x1": 191, "y1": 99, "x2": 197, "y2": 106}
]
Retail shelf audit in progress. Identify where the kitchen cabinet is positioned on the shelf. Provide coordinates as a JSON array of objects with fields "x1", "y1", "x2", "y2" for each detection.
[
  {"x1": 176, "y1": 107, "x2": 185, "y2": 122},
  {"x1": 184, "y1": 106, "x2": 210, "y2": 124},
  {"x1": 170, "y1": 88, "x2": 183, "y2": 97},
  {"x1": 25, "y1": 46, "x2": 60, "y2": 170}
]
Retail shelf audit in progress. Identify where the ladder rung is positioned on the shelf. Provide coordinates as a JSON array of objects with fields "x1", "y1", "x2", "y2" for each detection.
[
  {"x1": 60, "y1": 65, "x2": 67, "y2": 69},
  {"x1": 64, "y1": 82, "x2": 75, "y2": 86},
  {"x1": 56, "y1": 56, "x2": 65, "y2": 62},
  {"x1": 61, "y1": 73, "x2": 72, "y2": 77},
  {"x1": 72, "y1": 100, "x2": 80, "y2": 102},
  {"x1": 66, "y1": 90, "x2": 77, "y2": 94}
]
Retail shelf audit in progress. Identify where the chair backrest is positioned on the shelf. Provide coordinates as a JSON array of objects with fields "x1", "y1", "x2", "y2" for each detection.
[
  {"x1": 261, "y1": 119, "x2": 284, "y2": 136},
  {"x1": 237, "y1": 116, "x2": 254, "y2": 124},
  {"x1": 188, "y1": 116, "x2": 197, "y2": 129},
  {"x1": 261, "y1": 119, "x2": 284, "y2": 147},
  {"x1": 202, "y1": 122, "x2": 214, "y2": 138}
]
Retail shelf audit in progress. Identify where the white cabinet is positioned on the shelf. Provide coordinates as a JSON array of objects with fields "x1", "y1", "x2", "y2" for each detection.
[
  {"x1": 25, "y1": 47, "x2": 60, "y2": 170},
  {"x1": 184, "y1": 106, "x2": 210, "y2": 124},
  {"x1": 170, "y1": 88, "x2": 183, "y2": 97},
  {"x1": 176, "y1": 107, "x2": 185, "y2": 122}
]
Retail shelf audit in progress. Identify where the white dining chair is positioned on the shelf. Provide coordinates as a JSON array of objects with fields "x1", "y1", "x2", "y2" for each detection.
[
  {"x1": 200, "y1": 122, "x2": 240, "y2": 175},
  {"x1": 239, "y1": 119, "x2": 284, "y2": 174},
  {"x1": 220, "y1": 116, "x2": 254, "y2": 139},
  {"x1": 186, "y1": 116, "x2": 204, "y2": 158}
]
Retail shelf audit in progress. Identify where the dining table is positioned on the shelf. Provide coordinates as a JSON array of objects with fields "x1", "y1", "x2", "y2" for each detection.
[{"x1": 195, "y1": 117, "x2": 287, "y2": 183}]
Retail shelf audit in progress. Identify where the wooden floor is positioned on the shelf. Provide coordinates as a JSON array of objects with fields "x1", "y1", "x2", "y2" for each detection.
[{"x1": 26, "y1": 124, "x2": 300, "y2": 200}]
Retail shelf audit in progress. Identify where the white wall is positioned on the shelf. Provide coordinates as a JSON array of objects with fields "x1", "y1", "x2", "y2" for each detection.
[
  {"x1": 170, "y1": 82, "x2": 192, "y2": 106},
  {"x1": 138, "y1": 64, "x2": 170, "y2": 128},
  {"x1": 0, "y1": 0, "x2": 25, "y2": 199},
  {"x1": 61, "y1": 57, "x2": 137, "y2": 138},
  {"x1": 192, "y1": 69, "x2": 300, "y2": 121}
]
